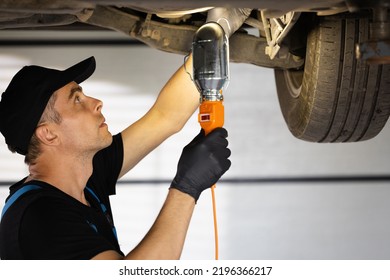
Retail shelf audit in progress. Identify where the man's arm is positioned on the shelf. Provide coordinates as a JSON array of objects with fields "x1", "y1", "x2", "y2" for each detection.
[
  {"x1": 92, "y1": 128, "x2": 231, "y2": 260},
  {"x1": 92, "y1": 188, "x2": 195, "y2": 260},
  {"x1": 118, "y1": 55, "x2": 199, "y2": 178}
]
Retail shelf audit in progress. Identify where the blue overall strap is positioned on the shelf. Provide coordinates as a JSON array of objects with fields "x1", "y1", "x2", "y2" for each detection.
[
  {"x1": 0, "y1": 184, "x2": 118, "y2": 241},
  {"x1": 85, "y1": 186, "x2": 118, "y2": 241},
  {"x1": 1, "y1": 185, "x2": 42, "y2": 219}
]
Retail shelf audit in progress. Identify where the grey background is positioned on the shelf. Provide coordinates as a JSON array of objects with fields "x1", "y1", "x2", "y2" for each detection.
[{"x1": 0, "y1": 30, "x2": 389, "y2": 259}]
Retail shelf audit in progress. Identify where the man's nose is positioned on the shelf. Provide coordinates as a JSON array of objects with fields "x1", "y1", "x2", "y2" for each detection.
[{"x1": 92, "y1": 97, "x2": 103, "y2": 112}]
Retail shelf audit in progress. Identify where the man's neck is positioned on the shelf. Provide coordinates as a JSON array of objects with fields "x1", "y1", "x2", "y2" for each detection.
[{"x1": 27, "y1": 152, "x2": 94, "y2": 204}]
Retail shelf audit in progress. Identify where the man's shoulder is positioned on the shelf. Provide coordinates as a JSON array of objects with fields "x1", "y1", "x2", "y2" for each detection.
[{"x1": 3, "y1": 184, "x2": 71, "y2": 221}]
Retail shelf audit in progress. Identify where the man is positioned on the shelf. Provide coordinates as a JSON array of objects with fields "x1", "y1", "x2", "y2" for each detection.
[{"x1": 0, "y1": 55, "x2": 231, "y2": 259}]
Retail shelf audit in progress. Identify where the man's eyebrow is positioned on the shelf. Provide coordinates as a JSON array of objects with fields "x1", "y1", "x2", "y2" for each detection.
[{"x1": 68, "y1": 85, "x2": 83, "y2": 100}]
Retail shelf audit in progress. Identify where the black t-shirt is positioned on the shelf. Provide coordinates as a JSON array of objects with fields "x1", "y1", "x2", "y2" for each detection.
[{"x1": 0, "y1": 134, "x2": 125, "y2": 259}]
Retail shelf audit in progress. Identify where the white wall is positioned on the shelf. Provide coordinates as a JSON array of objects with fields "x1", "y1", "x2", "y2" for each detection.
[{"x1": 0, "y1": 31, "x2": 389, "y2": 259}]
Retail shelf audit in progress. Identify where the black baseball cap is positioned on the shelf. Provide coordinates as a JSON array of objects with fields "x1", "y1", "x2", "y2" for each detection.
[{"x1": 0, "y1": 56, "x2": 96, "y2": 155}]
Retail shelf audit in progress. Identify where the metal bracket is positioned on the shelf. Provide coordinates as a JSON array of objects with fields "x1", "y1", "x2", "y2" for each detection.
[
  {"x1": 348, "y1": 0, "x2": 390, "y2": 64},
  {"x1": 260, "y1": 11, "x2": 301, "y2": 60}
]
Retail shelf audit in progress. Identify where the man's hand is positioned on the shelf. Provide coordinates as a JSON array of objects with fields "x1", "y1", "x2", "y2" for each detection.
[{"x1": 171, "y1": 128, "x2": 231, "y2": 202}]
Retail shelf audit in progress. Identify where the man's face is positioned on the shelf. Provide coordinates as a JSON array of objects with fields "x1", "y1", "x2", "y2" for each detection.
[{"x1": 50, "y1": 81, "x2": 112, "y2": 156}]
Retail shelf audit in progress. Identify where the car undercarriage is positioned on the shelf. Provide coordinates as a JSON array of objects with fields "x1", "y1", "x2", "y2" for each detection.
[{"x1": 1, "y1": 0, "x2": 389, "y2": 142}]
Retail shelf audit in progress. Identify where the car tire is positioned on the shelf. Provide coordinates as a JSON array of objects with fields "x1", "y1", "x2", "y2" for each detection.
[{"x1": 274, "y1": 13, "x2": 390, "y2": 142}]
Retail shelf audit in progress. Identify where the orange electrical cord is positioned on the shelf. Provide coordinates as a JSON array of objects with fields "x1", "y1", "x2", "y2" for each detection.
[{"x1": 211, "y1": 185, "x2": 219, "y2": 260}]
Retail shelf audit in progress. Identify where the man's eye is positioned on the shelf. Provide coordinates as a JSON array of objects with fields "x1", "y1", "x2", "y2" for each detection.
[{"x1": 75, "y1": 96, "x2": 81, "y2": 103}]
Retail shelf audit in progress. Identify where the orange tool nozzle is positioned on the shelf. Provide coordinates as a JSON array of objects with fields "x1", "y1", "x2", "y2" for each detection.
[{"x1": 198, "y1": 100, "x2": 224, "y2": 135}]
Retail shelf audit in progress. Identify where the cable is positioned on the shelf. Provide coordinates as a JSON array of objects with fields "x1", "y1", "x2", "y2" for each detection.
[{"x1": 211, "y1": 185, "x2": 219, "y2": 260}]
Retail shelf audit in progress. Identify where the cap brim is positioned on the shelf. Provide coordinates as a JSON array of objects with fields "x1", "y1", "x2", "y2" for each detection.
[{"x1": 62, "y1": 56, "x2": 96, "y2": 86}]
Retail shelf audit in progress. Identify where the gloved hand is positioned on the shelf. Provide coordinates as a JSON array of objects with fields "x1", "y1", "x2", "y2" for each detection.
[{"x1": 171, "y1": 128, "x2": 231, "y2": 202}]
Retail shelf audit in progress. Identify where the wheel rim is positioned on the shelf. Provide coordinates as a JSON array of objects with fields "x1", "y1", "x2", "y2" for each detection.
[{"x1": 283, "y1": 69, "x2": 303, "y2": 98}]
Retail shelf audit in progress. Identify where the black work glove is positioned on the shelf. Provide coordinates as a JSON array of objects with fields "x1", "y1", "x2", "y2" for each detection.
[{"x1": 171, "y1": 127, "x2": 231, "y2": 202}]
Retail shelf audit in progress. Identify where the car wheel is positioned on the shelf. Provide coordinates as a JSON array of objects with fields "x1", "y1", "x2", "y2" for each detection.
[{"x1": 274, "y1": 13, "x2": 390, "y2": 142}]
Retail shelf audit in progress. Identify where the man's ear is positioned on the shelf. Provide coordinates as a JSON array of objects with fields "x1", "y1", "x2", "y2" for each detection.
[{"x1": 34, "y1": 124, "x2": 59, "y2": 146}]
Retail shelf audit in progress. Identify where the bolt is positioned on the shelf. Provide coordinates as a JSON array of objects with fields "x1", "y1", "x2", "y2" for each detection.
[{"x1": 162, "y1": 38, "x2": 170, "y2": 47}]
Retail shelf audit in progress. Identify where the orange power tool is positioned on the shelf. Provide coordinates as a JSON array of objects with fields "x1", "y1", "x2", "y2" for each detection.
[{"x1": 192, "y1": 22, "x2": 229, "y2": 260}]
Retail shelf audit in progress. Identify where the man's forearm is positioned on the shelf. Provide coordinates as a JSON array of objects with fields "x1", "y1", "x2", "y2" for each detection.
[
  {"x1": 119, "y1": 54, "x2": 200, "y2": 177},
  {"x1": 152, "y1": 54, "x2": 200, "y2": 133},
  {"x1": 125, "y1": 188, "x2": 195, "y2": 260}
]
